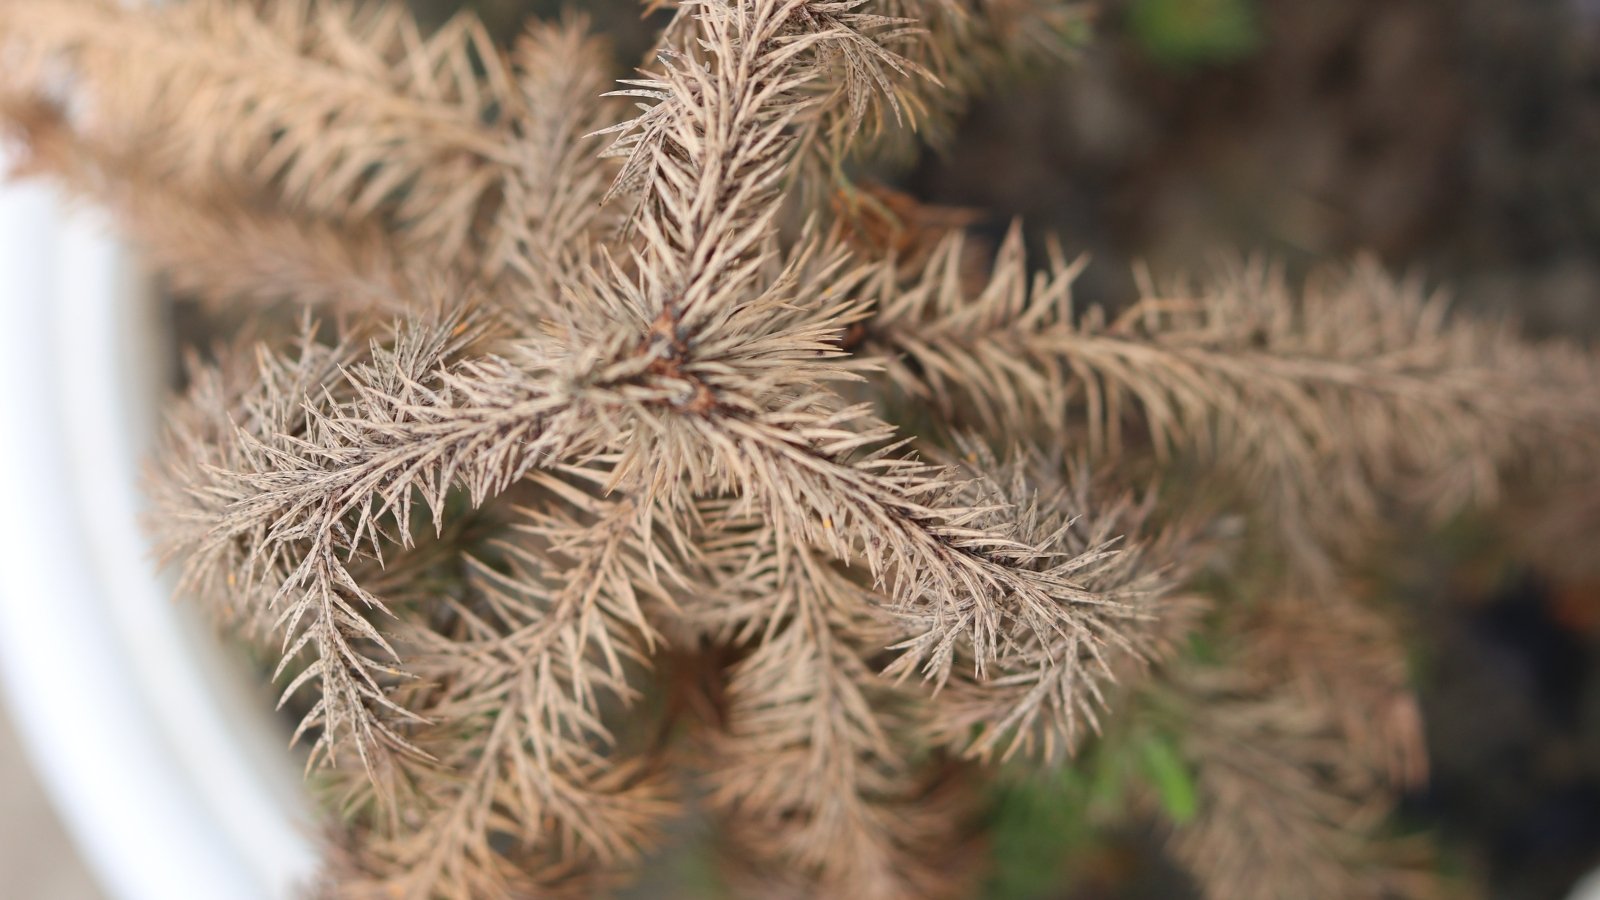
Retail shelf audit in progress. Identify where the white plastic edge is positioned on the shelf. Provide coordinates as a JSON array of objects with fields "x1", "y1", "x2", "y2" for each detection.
[{"x1": 0, "y1": 177, "x2": 322, "y2": 898}]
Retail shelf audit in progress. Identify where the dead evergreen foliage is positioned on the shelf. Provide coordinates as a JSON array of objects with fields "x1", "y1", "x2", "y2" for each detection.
[{"x1": 1, "y1": 0, "x2": 1596, "y2": 897}]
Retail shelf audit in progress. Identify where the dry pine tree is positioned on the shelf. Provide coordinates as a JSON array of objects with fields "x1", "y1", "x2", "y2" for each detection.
[{"x1": 2, "y1": 0, "x2": 1597, "y2": 897}]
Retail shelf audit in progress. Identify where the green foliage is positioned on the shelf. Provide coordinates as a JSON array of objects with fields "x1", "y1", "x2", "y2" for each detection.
[
  {"x1": 985, "y1": 767, "x2": 1086, "y2": 900},
  {"x1": 1128, "y1": 0, "x2": 1262, "y2": 66},
  {"x1": 984, "y1": 725, "x2": 1199, "y2": 898},
  {"x1": 1138, "y1": 734, "x2": 1197, "y2": 825}
]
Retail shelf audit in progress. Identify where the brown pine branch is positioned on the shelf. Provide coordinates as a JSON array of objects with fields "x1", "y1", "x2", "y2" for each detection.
[
  {"x1": 1, "y1": 0, "x2": 511, "y2": 263},
  {"x1": 919, "y1": 456, "x2": 1204, "y2": 762},
  {"x1": 1155, "y1": 592, "x2": 1440, "y2": 900},
  {"x1": 338, "y1": 494, "x2": 676, "y2": 896},
  {"x1": 706, "y1": 545, "x2": 968, "y2": 899},
  {"x1": 860, "y1": 228, "x2": 1600, "y2": 575},
  {"x1": 1, "y1": 94, "x2": 416, "y2": 312},
  {"x1": 484, "y1": 19, "x2": 629, "y2": 311}
]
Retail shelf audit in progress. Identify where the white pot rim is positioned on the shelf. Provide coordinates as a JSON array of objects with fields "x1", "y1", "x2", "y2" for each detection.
[{"x1": 0, "y1": 180, "x2": 320, "y2": 900}]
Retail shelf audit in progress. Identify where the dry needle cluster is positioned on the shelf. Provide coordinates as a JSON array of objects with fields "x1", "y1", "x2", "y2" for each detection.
[{"x1": 2, "y1": 0, "x2": 1597, "y2": 897}]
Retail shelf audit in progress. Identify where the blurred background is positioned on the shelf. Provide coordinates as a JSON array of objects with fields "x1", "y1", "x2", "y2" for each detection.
[
  {"x1": 0, "y1": 707, "x2": 102, "y2": 899},
  {"x1": 3, "y1": 0, "x2": 1599, "y2": 898}
]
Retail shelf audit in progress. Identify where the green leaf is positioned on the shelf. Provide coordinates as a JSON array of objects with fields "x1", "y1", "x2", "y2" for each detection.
[
  {"x1": 1129, "y1": 0, "x2": 1262, "y2": 66},
  {"x1": 1139, "y1": 734, "x2": 1199, "y2": 824}
]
